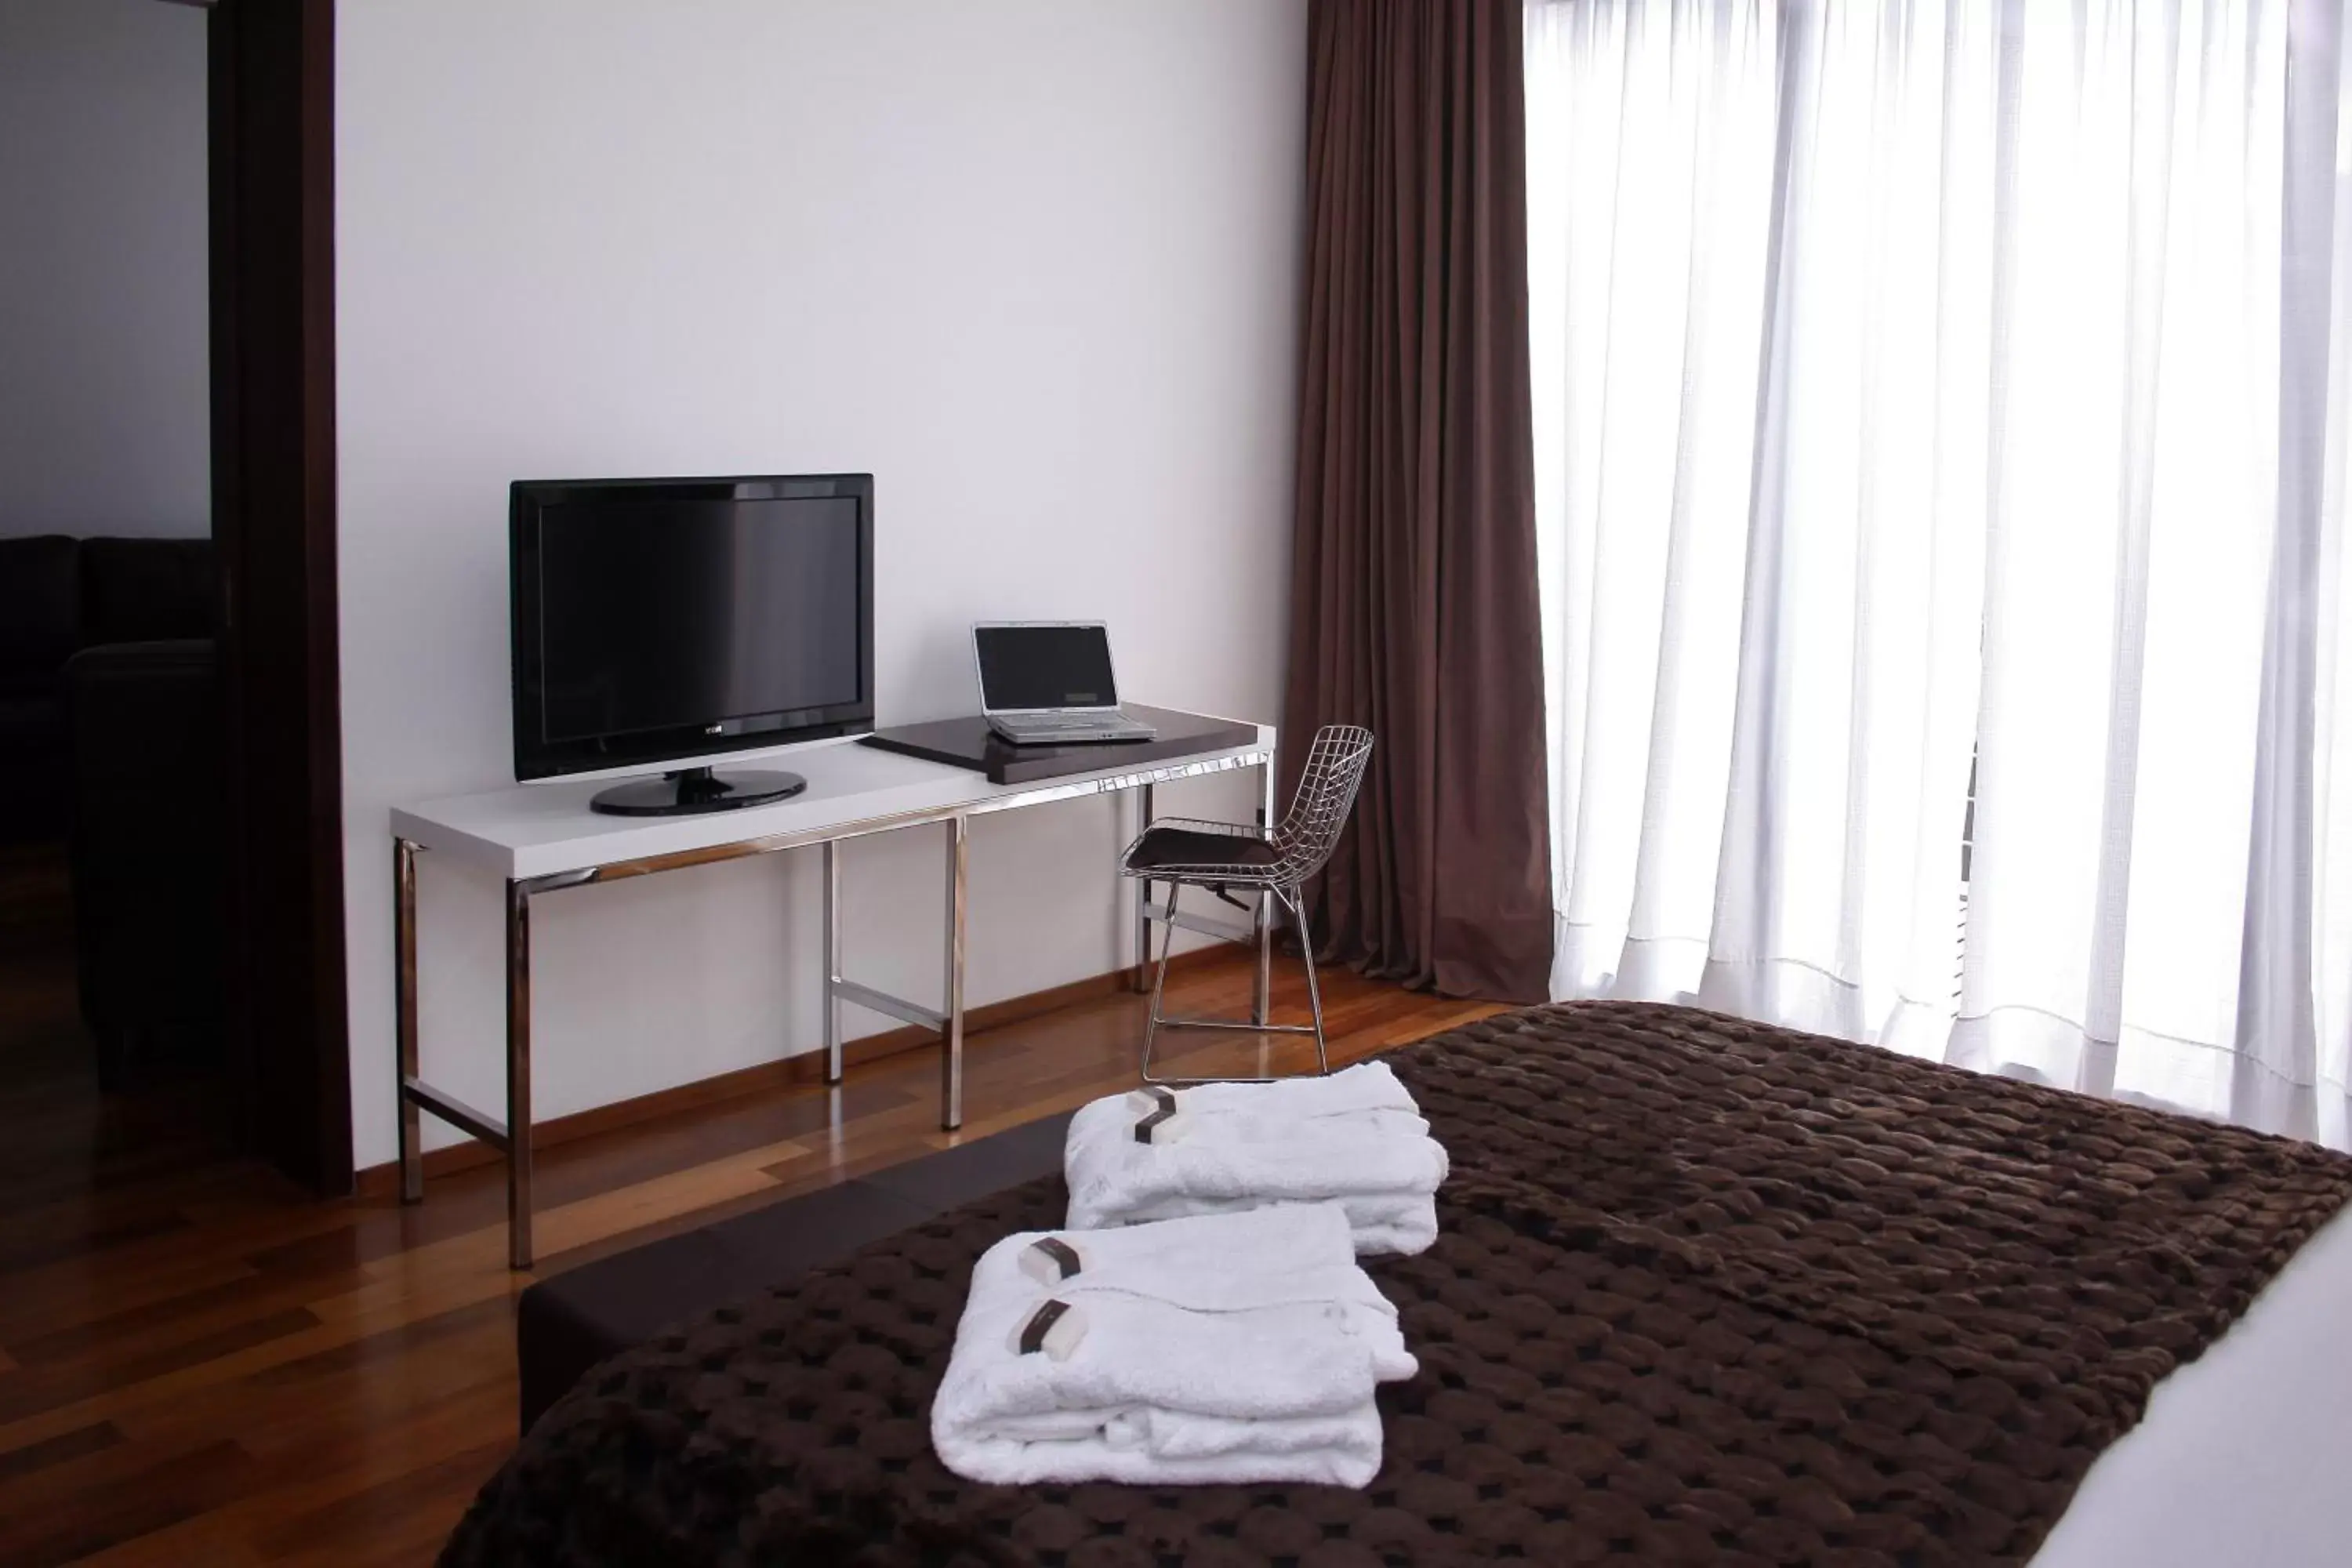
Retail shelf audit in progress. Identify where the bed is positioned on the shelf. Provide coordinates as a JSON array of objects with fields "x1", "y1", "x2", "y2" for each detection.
[{"x1": 443, "y1": 1002, "x2": 2352, "y2": 1566}]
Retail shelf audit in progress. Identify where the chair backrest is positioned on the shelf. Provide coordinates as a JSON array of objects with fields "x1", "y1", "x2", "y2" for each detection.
[{"x1": 1271, "y1": 724, "x2": 1375, "y2": 884}]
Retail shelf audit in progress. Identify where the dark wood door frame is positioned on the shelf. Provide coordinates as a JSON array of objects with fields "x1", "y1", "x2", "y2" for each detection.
[{"x1": 209, "y1": 0, "x2": 352, "y2": 1193}]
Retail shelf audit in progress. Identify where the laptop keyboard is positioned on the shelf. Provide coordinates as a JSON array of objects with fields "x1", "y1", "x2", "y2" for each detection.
[{"x1": 993, "y1": 712, "x2": 1156, "y2": 742}]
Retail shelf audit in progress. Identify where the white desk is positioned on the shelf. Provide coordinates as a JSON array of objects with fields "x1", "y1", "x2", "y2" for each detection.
[{"x1": 388, "y1": 720, "x2": 1276, "y2": 1268}]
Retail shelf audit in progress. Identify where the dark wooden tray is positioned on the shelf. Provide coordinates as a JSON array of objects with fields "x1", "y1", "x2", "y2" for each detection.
[{"x1": 858, "y1": 703, "x2": 1261, "y2": 786}]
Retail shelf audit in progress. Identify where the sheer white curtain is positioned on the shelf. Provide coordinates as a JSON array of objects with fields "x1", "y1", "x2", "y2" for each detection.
[{"x1": 1528, "y1": 0, "x2": 2352, "y2": 1145}]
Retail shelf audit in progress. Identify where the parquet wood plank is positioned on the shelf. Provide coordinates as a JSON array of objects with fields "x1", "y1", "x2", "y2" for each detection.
[
  {"x1": 0, "y1": 1421, "x2": 121, "y2": 1486},
  {"x1": 0, "y1": 1435, "x2": 260, "y2": 1567}
]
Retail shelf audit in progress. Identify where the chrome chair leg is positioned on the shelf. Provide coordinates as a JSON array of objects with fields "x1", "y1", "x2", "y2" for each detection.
[
  {"x1": 1283, "y1": 884, "x2": 1332, "y2": 1076},
  {"x1": 1140, "y1": 880, "x2": 1181, "y2": 1083}
]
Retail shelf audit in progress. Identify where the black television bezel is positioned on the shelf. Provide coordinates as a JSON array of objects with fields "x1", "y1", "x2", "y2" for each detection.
[{"x1": 509, "y1": 472, "x2": 876, "y2": 783}]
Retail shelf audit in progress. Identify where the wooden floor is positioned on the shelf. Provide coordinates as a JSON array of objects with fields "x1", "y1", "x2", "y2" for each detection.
[{"x1": 0, "y1": 839, "x2": 1504, "y2": 1566}]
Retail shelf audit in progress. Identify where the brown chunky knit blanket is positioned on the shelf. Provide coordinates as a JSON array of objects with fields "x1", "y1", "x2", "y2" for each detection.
[{"x1": 443, "y1": 1002, "x2": 2352, "y2": 1566}]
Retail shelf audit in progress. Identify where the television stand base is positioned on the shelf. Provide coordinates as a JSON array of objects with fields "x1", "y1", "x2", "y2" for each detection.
[{"x1": 588, "y1": 766, "x2": 807, "y2": 817}]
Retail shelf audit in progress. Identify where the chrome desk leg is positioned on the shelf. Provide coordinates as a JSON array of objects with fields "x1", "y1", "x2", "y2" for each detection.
[
  {"x1": 394, "y1": 837, "x2": 422, "y2": 1205},
  {"x1": 506, "y1": 878, "x2": 535, "y2": 1270},
  {"x1": 1132, "y1": 782, "x2": 1155, "y2": 993},
  {"x1": 822, "y1": 840, "x2": 844, "y2": 1084},
  {"x1": 1254, "y1": 760, "x2": 1276, "y2": 1025},
  {"x1": 942, "y1": 815, "x2": 969, "y2": 1131}
]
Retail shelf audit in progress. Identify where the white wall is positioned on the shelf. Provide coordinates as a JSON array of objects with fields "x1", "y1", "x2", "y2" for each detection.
[
  {"x1": 0, "y1": 0, "x2": 211, "y2": 539},
  {"x1": 337, "y1": 0, "x2": 1308, "y2": 1168}
]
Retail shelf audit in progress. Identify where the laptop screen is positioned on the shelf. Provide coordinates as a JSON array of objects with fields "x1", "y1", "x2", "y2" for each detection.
[{"x1": 976, "y1": 624, "x2": 1120, "y2": 711}]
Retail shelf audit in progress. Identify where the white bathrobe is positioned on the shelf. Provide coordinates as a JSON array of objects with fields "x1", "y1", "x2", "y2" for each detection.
[
  {"x1": 930, "y1": 1203, "x2": 1417, "y2": 1487},
  {"x1": 1063, "y1": 1063, "x2": 1449, "y2": 1254}
]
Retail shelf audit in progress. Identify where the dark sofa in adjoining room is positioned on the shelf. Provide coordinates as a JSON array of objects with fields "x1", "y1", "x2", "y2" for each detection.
[
  {"x1": 1, "y1": 534, "x2": 216, "y2": 832},
  {"x1": 0, "y1": 534, "x2": 224, "y2": 1080},
  {"x1": 0, "y1": 534, "x2": 86, "y2": 834}
]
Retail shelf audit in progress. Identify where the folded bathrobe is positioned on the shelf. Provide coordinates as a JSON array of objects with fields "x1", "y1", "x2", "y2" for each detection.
[
  {"x1": 1063, "y1": 1062, "x2": 1449, "y2": 1254},
  {"x1": 930, "y1": 1203, "x2": 1416, "y2": 1487}
]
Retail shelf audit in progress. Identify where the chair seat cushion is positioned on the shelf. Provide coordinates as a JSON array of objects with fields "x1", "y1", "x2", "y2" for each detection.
[{"x1": 1124, "y1": 824, "x2": 1279, "y2": 874}]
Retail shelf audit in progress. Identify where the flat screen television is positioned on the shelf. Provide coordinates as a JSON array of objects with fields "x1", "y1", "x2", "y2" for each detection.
[{"x1": 510, "y1": 473, "x2": 874, "y2": 816}]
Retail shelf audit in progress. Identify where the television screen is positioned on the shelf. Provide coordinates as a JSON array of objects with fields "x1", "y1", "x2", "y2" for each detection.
[
  {"x1": 538, "y1": 495, "x2": 862, "y2": 742},
  {"x1": 511, "y1": 474, "x2": 874, "y2": 781}
]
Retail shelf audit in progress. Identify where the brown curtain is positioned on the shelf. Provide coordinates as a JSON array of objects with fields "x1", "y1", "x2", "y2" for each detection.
[{"x1": 1282, "y1": 0, "x2": 1553, "y2": 1004}]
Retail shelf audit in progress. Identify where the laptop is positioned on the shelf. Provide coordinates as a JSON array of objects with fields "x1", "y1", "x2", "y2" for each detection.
[{"x1": 972, "y1": 622, "x2": 1159, "y2": 746}]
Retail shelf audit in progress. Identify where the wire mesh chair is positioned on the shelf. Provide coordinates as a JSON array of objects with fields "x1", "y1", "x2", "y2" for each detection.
[{"x1": 1119, "y1": 724, "x2": 1375, "y2": 1084}]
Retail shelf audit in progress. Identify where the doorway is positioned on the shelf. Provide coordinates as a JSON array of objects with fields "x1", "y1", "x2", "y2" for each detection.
[
  {"x1": 0, "y1": 0, "x2": 239, "y2": 1217},
  {"x1": 0, "y1": 0, "x2": 349, "y2": 1218}
]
